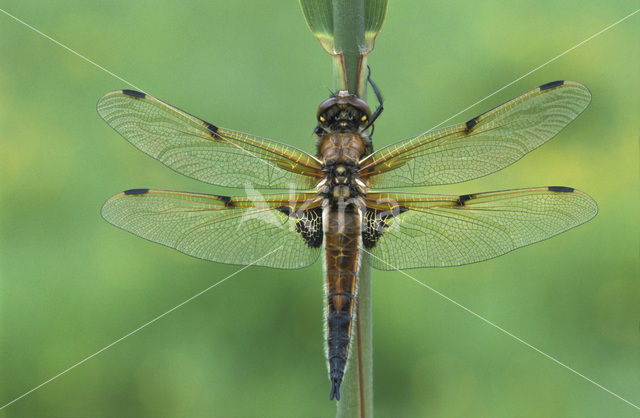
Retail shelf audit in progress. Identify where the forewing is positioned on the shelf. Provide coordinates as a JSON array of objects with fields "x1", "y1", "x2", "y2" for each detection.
[
  {"x1": 360, "y1": 81, "x2": 591, "y2": 188},
  {"x1": 102, "y1": 189, "x2": 323, "y2": 269},
  {"x1": 97, "y1": 90, "x2": 322, "y2": 189},
  {"x1": 363, "y1": 186, "x2": 597, "y2": 270}
]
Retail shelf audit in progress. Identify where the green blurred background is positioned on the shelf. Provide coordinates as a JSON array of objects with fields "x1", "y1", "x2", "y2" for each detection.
[{"x1": 1, "y1": 1, "x2": 638, "y2": 417}]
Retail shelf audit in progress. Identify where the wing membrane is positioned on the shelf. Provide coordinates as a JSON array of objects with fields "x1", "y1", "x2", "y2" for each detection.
[
  {"x1": 360, "y1": 81, "x2": 591, "y2": 188},
  {"x1": 102, "y1": 189, "x2": 323, "y2": 269},
  {"x1": 97, "y1": 90, "x2": 322, "y2": 189},
  {"x1": 363, "y1": 186, "x2": 597, "y2": 270}
]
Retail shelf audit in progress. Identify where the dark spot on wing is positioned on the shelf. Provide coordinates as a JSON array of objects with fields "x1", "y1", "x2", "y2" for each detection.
[
  {"x1": 464, "y1": 116, "x2": 479, "y2": 133},
  {"x1": 124, "y1": 188, "x2": 149, "y2": 195},
  {"x1": 122, "y1": 89, "x2": 146, "y2": 99},
  {"x1": 548, "y1": 186, "x2": 574, "y2": 193},
  {"x1": 362, "y1": 206, "x2": 408, "y2": 248},
  {"x1": 205, "y1": 121, "x2": 219, "y2": 135},
  {"x1": 456, "y1": 194, "x2": 474, "y2": 206},
  {"x1": 539, "y1": 80, "x2": 564, "y2": 91},
  {"x1": 276, "y1": 206, "x2": 293, "y2": 216},
  {"x1": 294, "y1": 207, "x2": 323, "y2": 248},
  {"x1": 215, "y1": 194, "x2": 234, "y2": 207}
]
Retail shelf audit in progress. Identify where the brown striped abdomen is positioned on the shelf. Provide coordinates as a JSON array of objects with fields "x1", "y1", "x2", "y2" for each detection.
[{"x1": 324, "y1": 207, "x2": 361, "y2": 400}]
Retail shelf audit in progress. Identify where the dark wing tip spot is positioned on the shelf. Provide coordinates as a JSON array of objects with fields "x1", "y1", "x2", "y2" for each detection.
[
  {"x1": 124, "y1": 188, "x2": 149, "y2": 195},
  {"x1": 205, "y1": 122, "x2": 219, "y2": 135},
  {"x1": 457, "y1": 194, "x2": 474, "y2": 205},
  {"x1": 548, "y1": 186, "x2": 574, "y2": 193},
  {"x1": 122, "y1": 89, "x2": 146, "y2": 99},
  {"x1": 539, "y1": 80, "x2": 564, "y2": 91},
  {"x1": 464, "y1": 117, "x2": 478, "y2": 133}
]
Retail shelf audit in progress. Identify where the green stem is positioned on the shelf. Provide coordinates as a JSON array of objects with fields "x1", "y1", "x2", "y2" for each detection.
[
  {"x1": 332, "y1": 2, "x2": 373, "y2": 417},
  {"x1": 337, "y1": 253, "x2": 373, "y2": 418},
  {"x1": 331, "y1": 0, "x2": 366, "y2": 95},
  {"x1": 299, "y1": 1, "x2": 376, "y2": 415}
]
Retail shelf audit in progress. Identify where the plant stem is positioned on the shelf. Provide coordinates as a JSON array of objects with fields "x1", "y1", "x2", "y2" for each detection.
[
  {"x1": 332, "y1": 2, "x2": 373, "y2": 417},
  {"x1": 331, "y1": 0, "x2": 366, "y2": 95},
  {"x1": 337, "y1": 253, "x2": 373, "y2": 418}
]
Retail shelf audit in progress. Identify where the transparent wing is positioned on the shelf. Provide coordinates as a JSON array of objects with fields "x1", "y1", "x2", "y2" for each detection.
[
  {"x1": 363, "y1": 186, "x2": 597, "y2": 270},
  {"x1": 360, "y1": 81, "x2": 591, "y2": 188},
  {"x1": 97, "y1": 90, "x2": 323, "y2": 189},
  {"x1": 102, "y1": 189, "x2": 323, "y2": 269}
]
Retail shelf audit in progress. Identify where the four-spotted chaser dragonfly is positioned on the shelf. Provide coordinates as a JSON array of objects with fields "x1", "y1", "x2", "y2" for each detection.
[{"x1": 98, "y1": 79, "x2": 596, "y2": 400}]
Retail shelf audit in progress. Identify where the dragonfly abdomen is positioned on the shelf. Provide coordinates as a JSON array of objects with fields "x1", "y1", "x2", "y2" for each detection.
[{"x1": 324, "y1": 207, "x2": 361, "y2": 401}]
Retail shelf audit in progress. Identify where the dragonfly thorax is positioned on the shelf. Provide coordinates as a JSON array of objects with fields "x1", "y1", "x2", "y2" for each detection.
[
  {"x1": 318, "y1": 161, "x2": 367, "y2": 207},
  {"x1": 316, "y1": 117, "x2": 370, "y2": 207}
]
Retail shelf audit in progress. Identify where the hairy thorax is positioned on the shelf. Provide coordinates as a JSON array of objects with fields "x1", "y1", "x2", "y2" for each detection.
[
  {"x1": 317, "y1": 132, "x2": 370, "y2": 205},
  {"x1": 318, "y1": 133, "x2": 368, "y2": 164}
]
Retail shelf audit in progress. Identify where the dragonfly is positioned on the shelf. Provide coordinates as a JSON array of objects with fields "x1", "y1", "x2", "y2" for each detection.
[{"x1": 98, "y1": 78, "x2": 596, "y2": 401}]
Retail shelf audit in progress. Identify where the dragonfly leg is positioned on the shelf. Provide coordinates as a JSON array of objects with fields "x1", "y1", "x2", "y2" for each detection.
[{"x1": 363, "y1": 66, "x2": 383, "y2": 134}]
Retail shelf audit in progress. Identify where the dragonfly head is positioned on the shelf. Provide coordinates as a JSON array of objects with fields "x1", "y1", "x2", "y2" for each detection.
[{"x1": 317, "y1": 91, "x2": 372, "y2": 133}]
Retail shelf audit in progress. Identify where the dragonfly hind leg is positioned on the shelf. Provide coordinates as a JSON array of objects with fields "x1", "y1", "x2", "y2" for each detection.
[{"x1": 363, "y1": 65, "x2": 384, "y2": 136}]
